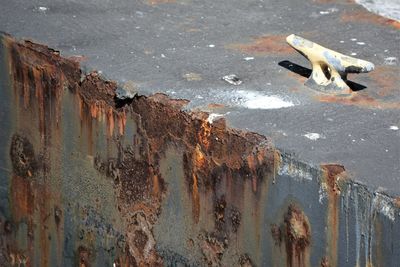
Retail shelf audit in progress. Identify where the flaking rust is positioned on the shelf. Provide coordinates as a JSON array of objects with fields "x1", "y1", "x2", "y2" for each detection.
[
  {"x1": 1, "y1": 34, "x2": 280, "y2": 266},
  {"x1": 271, "y1": 204, "x2": 311, "y2": 267}
]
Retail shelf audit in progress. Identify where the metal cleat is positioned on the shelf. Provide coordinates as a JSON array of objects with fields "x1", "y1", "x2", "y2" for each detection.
[{"x1": 286, "y1": 34, "x2": 374, "y2": 93}]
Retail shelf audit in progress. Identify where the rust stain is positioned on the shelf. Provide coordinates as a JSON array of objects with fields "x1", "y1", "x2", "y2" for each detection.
[
  {"x1": 227, "y1": 35, "x2": 294, "y2": 56},
  {"x1": 76, "y1": 71, "x2": 128, "y2": 140},
  {"x1": 239, "y1": 254, "x2": 254, "y2": 267},
  {"x1": 341, "y1": 10, "x2": 400, "y2": 29},
  {"x1": 271, "y1": 204, "x2": 311, "y2": 267},
  {"x1": 191, "y1": 173, "x2": 200, "y2": 223},
  {"x1": 316, "y1": 93, "x2": 400, "y2": 109},
  {"x1": 321, "y1": 164, "x2": 346, "y2": 267},
  {"x1": 287, "y1": 71, "x2": 308, "y2": 84},
  {"x1": 78, "y1": 246, "x2": 91, "y2": 267},
  {"x1": 206, "y1": 103, "x2": 226, "y2": 109},
  {"x1": 68, "y1": 55, "x2": 88, "y2": 63},
  {"x1": 320, "y1": 256, "x2": 330, "y2": 267},
  {"x1": 106, "y1": 106, "x2": 115, "y2": 137},
  {"x1": 198, "y1": 114, "x2": 212, "y2": 150},
  {"x1": 3, "y1": 34, "x2": 279, "y2": 266},
  {"x1": 199, "y1": 233, "x2": 225, "y2": 266},
  {"x1": 117, "y1": 110, "x2": 127, "y2": 136},
  {"x1": 4, "y1": 35, "x2": 74, "y2": 266},
  {"x1": 369, "y1": 66, "x2": 400, "y2": 97},
  {"x1": 393, "y1": 197, "x2": 400, "y2": 209},
  {"x1": 126, "y1": 212, "x2": 162, "y2": 266}
]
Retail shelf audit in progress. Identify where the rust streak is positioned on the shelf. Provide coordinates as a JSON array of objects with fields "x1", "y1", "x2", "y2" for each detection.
[
  {"x1": 271, "y1": 204, "x2": 311, "y2": 267},
  {"x1": 369, "y1": 66, "x2": 400, "y2": 97},
  {"x1": 316, "y1": 93, "x2": 400, "y2": 109},
  {"x1": 192, "y1": 173, "x2": 200, "y2": 223},
  {"x1": 321, "y1": 164, "x2": 346, "y2": 267},
  {"x1": 227, "y1": 35, "x2": 295, "y2": 56}
]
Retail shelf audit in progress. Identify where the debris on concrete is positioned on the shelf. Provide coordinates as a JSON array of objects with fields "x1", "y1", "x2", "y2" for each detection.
[{"x1": 222, "y1": 74, "x2": 242, "y2": 85}]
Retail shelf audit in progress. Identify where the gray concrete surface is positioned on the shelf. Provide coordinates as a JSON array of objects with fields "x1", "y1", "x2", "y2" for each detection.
[{"x1": 1, "y1": 0, "x2": 399, "y2": 194}]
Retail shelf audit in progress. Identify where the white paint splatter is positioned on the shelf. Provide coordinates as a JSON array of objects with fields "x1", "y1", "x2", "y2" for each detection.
[
  {"x1": 356, "y1": 0, "x2": 400, "y2": 21},
  {"x1": 373, "y1": 193, "x2": 395, "y2": 221},
  {"x1": 278, "y1": 156, "x2": 313, "y2": 181},
  {"x1": 161, "y1": 53, "x2": 166, "y2": 58},
  {"x1": 208, "y1": 44, "x2": 215, "y2": 48},
  {"x1": 351, "y1": 52, "x2": 357, "y2": 56},
  {"x1": 316, "y1": 8, "x2": 339, "y2": 16},
  {"x1": 222, "y1": 74, "x2": 242, "y2": 85},
  {"x1": 318, "y1": 185, "x2": 327, "y2": 204},
  {"x1": 357, "y1": 42, "x2": 366, "y2": 45},
  {"x1": 244, "y1": 57, "x2": 254, "y2": 61},
  {"x1": 351, "y1": 38, "x2": 357, "y2": 41},
  {"x1": 340, "y1": 40, "x2": 345, "y2": 43},
  {"x1": 303, "y1": 133, "x2": 324, "y2": 141},
  {"x1": 207, "y1": 113, "x2": 224, "y2": 124},
  {"x1": 38, "y1": 6, "x2": 48, "y2": 11},
  {"x1": 384, "y1": 57, "x2": 398, "y2": 65},
  {"x1": 389, "y1": 125, "x2": 399, "y2": 130},
  {"x1": 233, "y1": 90, "x2": 295, "y2": 109}
]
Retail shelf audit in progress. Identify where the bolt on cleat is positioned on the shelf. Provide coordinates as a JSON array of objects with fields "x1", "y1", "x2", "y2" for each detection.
[{"x1": 286, "y1": 34, "x2": 374, "y2": 94}]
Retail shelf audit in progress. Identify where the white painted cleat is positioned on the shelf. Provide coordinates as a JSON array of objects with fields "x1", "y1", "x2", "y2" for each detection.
[{"x1": 286, "y1": 34, "x2": 375, "y2": 93}]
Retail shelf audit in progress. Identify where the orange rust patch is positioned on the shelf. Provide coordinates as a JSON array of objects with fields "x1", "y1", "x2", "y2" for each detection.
[
  {"x1": 320, "y1": 256, "x2": 330, "y2": 267},
  {"x1": 270, "y1": 204, "x2": 312, "y2": 267},
  {"x1": 227, "y1": 35, "x2": 294, "y2": 56},
  {"x1": 198, "y1": 116, "x2": 212, "y2": 150},
  {"x1": 285, "y1": 204, "x2": 311, "y2": 267},
  {"x1": 194, "y1": 145, "x2": 207, "y2": 170},
  {"x1": 341, "y1": 10, "x2": 400, "y2": 29},
  {"x1": 393, "y1": 197, "x2": 400, "y2": 209},
  {"x1": 287, "y1": 71, "x2": 308, "y2": 84},
  {"x1": 321, "y1": 164, "x2": 346, "y2": 267},
  {"x1": 149, "y1": 93, "x2": 189, "y2": 109},
  {"x1": 369, "y1": 66, "x2": 400, "y2": 97},
  {"x1": 117, "y1": 110, "x2": 127, "y2": 136},
  {"x1": 68, "y1": 55, "x2": 87, "y2": 63},
  {"x1": 206, "y1": 103, "x2": 226, "y2": 109},
  {"x1": 192, "y1": 173, "x2": 200, "y2": 223},
  {"x1": 316, "y1": 93, "x2": 400, "y2": 109}
]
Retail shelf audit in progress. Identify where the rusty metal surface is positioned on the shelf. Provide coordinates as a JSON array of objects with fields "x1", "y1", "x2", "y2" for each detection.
[{"x1": 0, "y1": 33, "x2": 399, "y2": 267}]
